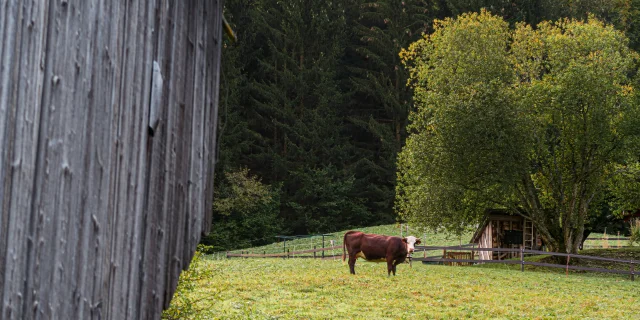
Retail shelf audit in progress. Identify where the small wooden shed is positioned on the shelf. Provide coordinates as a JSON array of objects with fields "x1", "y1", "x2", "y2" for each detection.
[{"x1": 470, "y1": 210, "x2": 542, "y2": 260}]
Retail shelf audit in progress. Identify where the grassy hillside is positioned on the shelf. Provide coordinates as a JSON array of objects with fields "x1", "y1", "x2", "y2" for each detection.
[
  {"x1": 164, "y1": 254, "x2": 640, "y2": 319},
  {"x1": 220, "y1": 224, "x2": 474, "y2": 257},
  {"x1": 166, "y1": 225, "x2": 640, "y2": 319}
]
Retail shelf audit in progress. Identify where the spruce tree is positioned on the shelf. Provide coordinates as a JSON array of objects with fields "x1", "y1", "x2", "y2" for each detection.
[{"x1": 344, "y1": 0, "x2": 439, "y2": 222}]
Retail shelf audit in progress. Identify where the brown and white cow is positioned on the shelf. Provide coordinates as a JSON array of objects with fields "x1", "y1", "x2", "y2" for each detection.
[{"x1": 342, "y1": 231, "x2": 421, "y2": 276}]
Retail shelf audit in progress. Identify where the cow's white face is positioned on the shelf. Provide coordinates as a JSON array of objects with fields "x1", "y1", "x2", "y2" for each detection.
[{"x1": 402, "y1": 236, "x2": 421, "y2": 254}]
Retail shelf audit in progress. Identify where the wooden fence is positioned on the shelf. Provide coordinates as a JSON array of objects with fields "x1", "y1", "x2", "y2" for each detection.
[
  {"x1": 413, "y1": 246, "x2": 638, "y2": 281},
  {"x1": 0, "y1": 1, "x2": 222, "y2": 319},
  {"x1": 582, "y1": 237, "x2": 634, "y2": 249},
  {"x1": 227, "y1": 245, "x2": 344, "y2": 259}
]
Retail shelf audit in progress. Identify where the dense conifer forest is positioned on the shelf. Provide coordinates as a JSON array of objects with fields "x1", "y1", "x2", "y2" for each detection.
[{"x1": 204, "y1": 0, "x2": 640, "y2": 251}]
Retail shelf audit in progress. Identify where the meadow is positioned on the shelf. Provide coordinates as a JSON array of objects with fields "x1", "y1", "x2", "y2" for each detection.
[{"x1": 165, "y1": 225, "x2": 640, "y2": 319}]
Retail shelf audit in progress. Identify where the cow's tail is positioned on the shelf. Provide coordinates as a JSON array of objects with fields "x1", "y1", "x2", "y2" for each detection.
[
  {"x1": 342, "y1": 231, "x2": 357, "y2": 264},
  {"x1": 342, "y1": 233, "x2": 347, "y2": 262},
  {"x1": 342, "y1": 231, "x2": 354, "y2": 263}
]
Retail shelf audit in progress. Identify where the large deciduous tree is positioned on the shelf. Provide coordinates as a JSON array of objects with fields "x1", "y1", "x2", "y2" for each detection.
[{"x1": 396, "y1": 10, "x2": 640, "y2": 253}]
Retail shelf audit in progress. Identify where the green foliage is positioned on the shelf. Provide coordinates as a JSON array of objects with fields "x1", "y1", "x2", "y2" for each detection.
[
  {"x1": 201, "y1": 169, "x2": 282, "y2": 251},
  {"x1": 443, "y1": 0, "x2": 640, "y2": 49},
  {"x1": 344, "y1": 0, "x2": 440, "y2": 220},
  {"x1": 162, "y1": 245, "x2": 226, "y2": 320},
  {"x1": 609, "y1": 163, "x2": 640, "y2": 216},
  {"x1": 397, "y1": 10, "x2": 527, "y2": 235},
  {"x1": 218, "y1": 0, "x2": 375, "y2": 234},
  {"x1": 213, "y1": 169, "x2": 275, "y2": 216},
  {"x1": 397, "y1": 10, "x2": 640, "y2": 253},
  {"x1": 630, "y1": 219, "x2": 640, "y2": 245},
  {"x1": 215, "y1": 1, "x2": 640, "y2": 245},
  {"x1": 285, "y1": 166, "x2": 369, "y2": 233}
]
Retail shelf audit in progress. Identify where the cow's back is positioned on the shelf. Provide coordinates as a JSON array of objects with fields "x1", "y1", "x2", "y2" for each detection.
[{"x1": 360, "y1": 234, "x2": 393, "y2": 260}]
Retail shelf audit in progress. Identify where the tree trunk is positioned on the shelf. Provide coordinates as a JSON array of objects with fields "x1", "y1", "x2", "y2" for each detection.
[{"x1": 519, "y1": 173, "x2": 586, "y2": 254}]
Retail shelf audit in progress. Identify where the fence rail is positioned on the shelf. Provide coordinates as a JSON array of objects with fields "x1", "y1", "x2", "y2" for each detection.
[
  {"x1": 412, "y1": 247, "x2": 638, "y2": 281},
  {"x1": 223, "y1": 241, "x2": 638, "y2": 280},
  {"x1": 227, "y1": 245, "x2": 343, "y2": 259}
]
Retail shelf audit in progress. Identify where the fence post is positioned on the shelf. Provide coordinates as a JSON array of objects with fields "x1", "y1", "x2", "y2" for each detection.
[
  {"x1": 471, "y1": 244, "x2": 475, "y2": 261},
  {"x1": 631, "y1": 263, "x2": 635, "y2": 281},
  {"x1": 314, "y1": 246, "x2": 316, "y2": 259},
  {"x1": 287, "y1": 249, "x2": 290, "y2": 259},
  {"x1": 566, "y1": 254, "x2": 571, "y2": 277},
  {"x1": 520, "y1": 247, "x2": 524, "y2": 272},
  {"x1": 226, "y1": 251, "x2": 229, "y2": 259},
  {"x1": 264, "y1": 251, "x2": 266, "y2": 258}
]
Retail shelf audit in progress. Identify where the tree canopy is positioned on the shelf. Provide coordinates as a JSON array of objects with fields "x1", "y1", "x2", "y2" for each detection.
[{"x1": 397, "y1": 10, "x2": 640, "y2": 253}]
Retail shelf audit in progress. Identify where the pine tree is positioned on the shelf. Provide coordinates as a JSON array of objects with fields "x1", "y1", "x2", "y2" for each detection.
[
  {"x1": 344, "y1": 0, "x2": 440, "y2": 221},
  {"x1": 221, "y1": 0, "x2": 370, "y2": 234}
]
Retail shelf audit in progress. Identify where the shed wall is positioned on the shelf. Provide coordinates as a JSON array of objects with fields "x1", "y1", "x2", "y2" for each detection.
[
  {"x1": 0, "y1": 1, "x2": 222, "y2": 319},
  {"x1": 478, "y1": 222, "x2": 492, "y2": 260}
]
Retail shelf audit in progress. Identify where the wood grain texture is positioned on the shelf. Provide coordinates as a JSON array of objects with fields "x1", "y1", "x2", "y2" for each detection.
[{"x1": 0, "y1": 1, "x2": 222, "y2": 319}]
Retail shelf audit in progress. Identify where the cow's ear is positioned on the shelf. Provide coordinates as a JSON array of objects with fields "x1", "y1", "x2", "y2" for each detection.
[
  {"x1": 402, "y1": 237, "x2": 407, "y2": 243},
  {"x1": 416, "y1": 238, "x2": 422, "y2": 245}
]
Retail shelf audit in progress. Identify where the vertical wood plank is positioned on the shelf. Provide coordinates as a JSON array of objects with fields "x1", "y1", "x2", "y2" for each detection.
[{"x1": 0, "y1": 0, "x2": 222, "y2": 319}]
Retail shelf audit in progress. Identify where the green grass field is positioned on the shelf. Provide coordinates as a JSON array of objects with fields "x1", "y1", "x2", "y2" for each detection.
[
  {"x1": 165, "y1": 255, "x2": 640, "y2": 319},
  {"x1": 165, "y1": 225, "x2": 640, "y2": 319}
]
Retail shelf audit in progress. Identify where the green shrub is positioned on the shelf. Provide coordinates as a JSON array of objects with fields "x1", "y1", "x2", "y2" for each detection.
[
  {"x1": 629, "y1": 219, "x2": 640, "y2": 246},
  {"x1": 201, "y1": 168, "x2": 282, "y2": 251},
  {"x1": 162, "y1": 245, "x2": 226, "y2": 320}
]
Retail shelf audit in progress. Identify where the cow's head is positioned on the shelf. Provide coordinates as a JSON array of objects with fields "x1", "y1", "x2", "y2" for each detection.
[{"x1": 402, "y1": 236, "x2": 421, "y2": 254}]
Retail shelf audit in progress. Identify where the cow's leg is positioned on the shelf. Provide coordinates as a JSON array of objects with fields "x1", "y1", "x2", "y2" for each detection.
[
  {"x1": 348, "y1": 253, "x2": 358, "y2": 274},
  {"x1": 387, "y1": 259, "x2": 394, "y2": 277},
  {"x1": 391, "y1": 258, "x2": 404, "y2": 276}
]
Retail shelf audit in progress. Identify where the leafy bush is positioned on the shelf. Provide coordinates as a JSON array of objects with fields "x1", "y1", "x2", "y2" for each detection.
[
  {"x1": 162, "y1": 245, "x2": 226, "y2": 320},
  {"x1": 629, "y1": 219, "x2": 640, "y2": 246},
  {"x1": 201, "y1": 168, "x2": 282, "y2": 251}
]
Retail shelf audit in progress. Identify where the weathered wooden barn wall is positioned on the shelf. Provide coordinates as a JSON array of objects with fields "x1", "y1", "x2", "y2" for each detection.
[{"x1": 0, "y1": 0, "x2": 222, "y2": 319}]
